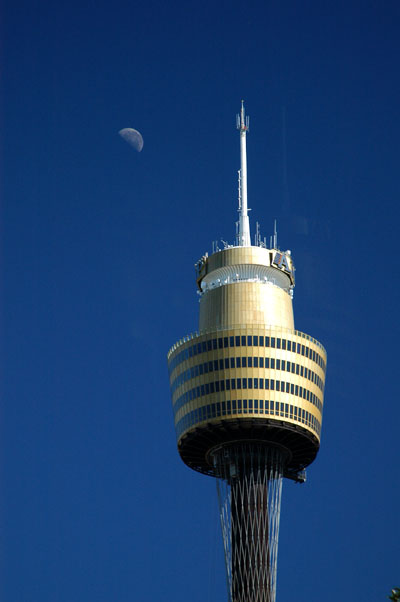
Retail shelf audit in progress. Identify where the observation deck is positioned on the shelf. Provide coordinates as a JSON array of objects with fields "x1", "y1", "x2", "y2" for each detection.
[
  {"x1": 168, "y1": 245, "x2": 326, "y2": 476},
  {"x1": 168, "y1": 324, "x2": 326, "y2": 476}
]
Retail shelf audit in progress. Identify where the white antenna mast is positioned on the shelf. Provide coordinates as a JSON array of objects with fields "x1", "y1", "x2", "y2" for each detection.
[
  {"x1": 236, "y1": 100, "x2": 251, "y2": 246},
  {"x1": 273, "y1": 219, "x2": 278, "y2": 248}
]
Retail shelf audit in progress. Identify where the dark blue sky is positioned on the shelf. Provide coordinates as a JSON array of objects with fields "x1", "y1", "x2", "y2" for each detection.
[{"x1": 2, "y1": 1, "x2": 399, "y2": 600}]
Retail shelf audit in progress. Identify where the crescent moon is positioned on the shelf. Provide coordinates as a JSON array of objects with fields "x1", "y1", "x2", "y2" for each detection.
[{"x1": 118, "y1": 128, "x2": 144, "y2": 152}]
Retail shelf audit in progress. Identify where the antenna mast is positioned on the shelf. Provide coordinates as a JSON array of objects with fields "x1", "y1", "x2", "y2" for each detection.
[{"x1": 236, "y1": 100, "x2": 251, "y2": 246}]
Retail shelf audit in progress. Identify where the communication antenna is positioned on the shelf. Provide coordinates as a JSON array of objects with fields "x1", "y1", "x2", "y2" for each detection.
[
  {"x1": 255, "y1": 221, "x2": 260, "y2": 246},
  {"x1": 238, "y1": 170, "x2": 242, "y2": 211},
  {"x1": 273, "y1": 219, "x2": 278, "y2": 249},
  {"x1": 236, "y1": 101, "x2": 251, "y2": 246}
]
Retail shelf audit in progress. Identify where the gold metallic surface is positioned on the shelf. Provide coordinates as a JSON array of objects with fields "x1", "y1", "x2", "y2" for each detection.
[
  {"x1": 168, "y1": 243, "x2": 326, "y2": 473},
  {"x1": 197, "y1": 246, "x2": 295, "y2": 287},
  {"x1": 199, "y1": 282, "x2": 294, "y2": 331},
  {"x1": 168, "y1": 327, "x2": 326, "y2": 444}
]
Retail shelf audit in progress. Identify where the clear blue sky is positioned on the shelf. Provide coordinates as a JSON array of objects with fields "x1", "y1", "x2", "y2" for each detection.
[{"x1": 2, "y1": 1, "x2": 399, "y2": 600}]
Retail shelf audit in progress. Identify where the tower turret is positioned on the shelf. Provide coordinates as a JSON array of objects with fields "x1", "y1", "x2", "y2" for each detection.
[{"x1": 167, "y1": 103, "x2": 327, "y2": 602}]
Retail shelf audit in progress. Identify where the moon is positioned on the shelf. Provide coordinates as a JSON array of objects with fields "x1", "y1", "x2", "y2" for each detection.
[{"x1": 118, "y1": 128, "x2": 144, "y2": 152}]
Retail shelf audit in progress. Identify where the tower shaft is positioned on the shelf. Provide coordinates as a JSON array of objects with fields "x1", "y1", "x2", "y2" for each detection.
[{"x1": 214, "y1": 444, "x2": 284, "y2": 602}]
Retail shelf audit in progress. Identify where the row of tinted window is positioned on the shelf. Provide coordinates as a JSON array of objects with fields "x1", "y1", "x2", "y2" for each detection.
[
  {"x1": 170, "y1": 355, "x2": 324, "y2": 396},
  {"x1": 173, "y1": 377, "x2": 323, "y2": 414},
  {"x1": 175, "y1": 400, "x2": 321, "y2": 439},
  {"x1": 168, "y1": 335, "x2": 326, "y2": 375}
]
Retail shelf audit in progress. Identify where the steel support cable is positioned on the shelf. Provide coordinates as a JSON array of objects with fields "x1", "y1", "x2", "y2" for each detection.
[{"x1": 214, "y1": 444, "x2": 284, "y2": 602}]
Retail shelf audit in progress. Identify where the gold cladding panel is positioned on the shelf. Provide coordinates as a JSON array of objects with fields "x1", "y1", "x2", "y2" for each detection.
[
  {"x1": 199, "y1": 282, "x2": 294, "y2": 331},
  {"x1": 169, "y1": 329, "x2": 326, "y2": 443}
]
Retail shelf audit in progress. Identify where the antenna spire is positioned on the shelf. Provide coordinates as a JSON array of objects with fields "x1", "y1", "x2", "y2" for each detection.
[{"x1": 236, "y1": 101, "x2": 251, "y2": 246}]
